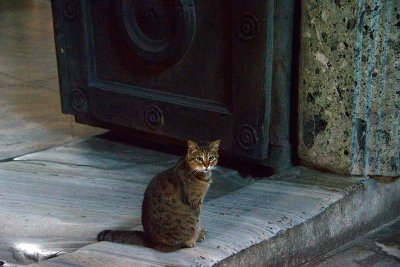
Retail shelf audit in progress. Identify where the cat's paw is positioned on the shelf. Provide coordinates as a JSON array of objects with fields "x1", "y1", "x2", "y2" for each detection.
[
  {"x1": 197, "y1": 229, "x2": 207, "y2": 242},
  {"x1": 185, "y1": 241, "x2": 196, "y2": 248}
]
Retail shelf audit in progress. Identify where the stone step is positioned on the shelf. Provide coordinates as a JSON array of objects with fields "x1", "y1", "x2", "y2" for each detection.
[
  {"x1": 0, "y1": 135, "x2": 252, "y2": 266},
  {"x1": 304, "y1": 217, "x2": 400, "y2": 266},
  {"x1": 0, "y1": 136, "x2": 399, "y2": 266},
  {"x1": 31, "y1": 166, "x2": 400, "y2": 267}
]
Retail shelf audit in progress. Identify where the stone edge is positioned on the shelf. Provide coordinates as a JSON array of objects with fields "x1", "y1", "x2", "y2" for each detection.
[{"x1": 215, "y1": 178, "x2": 400, "y2": 266}]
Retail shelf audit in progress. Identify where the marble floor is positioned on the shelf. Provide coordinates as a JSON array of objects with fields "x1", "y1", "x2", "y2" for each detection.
[
  {"x1": 0, "y1": 0, "x2": 104, "y2": 161},
  {"x1": 0, "y1": 135, "x2": 254, "y2": 266},
  {"x1": 0, "y1": 0, "x2": 102, "y2": 265}
]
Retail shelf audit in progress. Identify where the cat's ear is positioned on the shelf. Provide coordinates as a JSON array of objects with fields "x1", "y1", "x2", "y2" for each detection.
[
  {"x1": 209, "y1": 140, "x2": 221, "y2": 151},
  {"x1": 187, "y1": 140, "x2": 199, "y2": 152}
]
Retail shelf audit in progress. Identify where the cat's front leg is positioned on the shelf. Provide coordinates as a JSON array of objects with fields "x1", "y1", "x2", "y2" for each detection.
[
  {"x1": 184, "y1": 235, "x2": 197, "y2": 248},
  {"x1": 197, "y1": 228, "x2": 207, "y2": 242}
]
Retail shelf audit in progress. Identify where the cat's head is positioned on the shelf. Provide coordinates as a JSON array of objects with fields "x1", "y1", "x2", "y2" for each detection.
[{"x1": 186, "y1": 140, "x2": 220, "y2": 173}]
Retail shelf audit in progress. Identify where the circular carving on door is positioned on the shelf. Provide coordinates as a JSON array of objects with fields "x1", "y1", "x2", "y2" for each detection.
[
  {"x1": 145, "y1": 105, "x2": 164, "y2": 130},
  {"x1": 63, "y1": 0, "x2": 78, "y2": 20},
  {"x1": 71, "y1": 89, "x2": 88, "y2": 113},
  {"x1": 237, "y1": 125, "x2": 258, "y2": 150},
  {"x1": 238, "y1": 13, "x2": 259, "y2": 40},
  {"x1": 118, "y1": 0, "x2": 196, "y2": 66}
]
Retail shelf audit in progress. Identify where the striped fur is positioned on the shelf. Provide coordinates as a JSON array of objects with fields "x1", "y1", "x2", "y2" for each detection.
[{"x1": 97, "y1": 140, "x2": 220, "y2": 252}]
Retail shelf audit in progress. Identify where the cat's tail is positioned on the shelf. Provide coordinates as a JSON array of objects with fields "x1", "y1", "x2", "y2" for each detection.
[{"x1": 97, "y1": 230, "x2": 146, "y2": 246}]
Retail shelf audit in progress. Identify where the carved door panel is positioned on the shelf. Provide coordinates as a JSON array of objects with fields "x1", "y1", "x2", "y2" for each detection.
[{"x1": 51, "y1": 0, "x2": 274, "y2": 161}]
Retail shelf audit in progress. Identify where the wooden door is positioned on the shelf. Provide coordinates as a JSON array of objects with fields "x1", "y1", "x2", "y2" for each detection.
[{"x1": 51, "y1": 0, "x2": 274, "y2": 161}]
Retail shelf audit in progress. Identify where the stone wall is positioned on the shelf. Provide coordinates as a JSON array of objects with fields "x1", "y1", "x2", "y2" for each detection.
[{"x1": 298, "y1": 0, "x2": 400, "y2": 177}]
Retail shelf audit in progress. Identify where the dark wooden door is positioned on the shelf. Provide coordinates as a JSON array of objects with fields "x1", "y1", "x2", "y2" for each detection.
[{"x1": 51, "y1": 0, "x2": 275, "y2": 161}]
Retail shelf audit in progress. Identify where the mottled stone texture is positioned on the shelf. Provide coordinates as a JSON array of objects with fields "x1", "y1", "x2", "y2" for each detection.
[{"x1": 299, "y1": 0, "x2": 400, "y2": 177}]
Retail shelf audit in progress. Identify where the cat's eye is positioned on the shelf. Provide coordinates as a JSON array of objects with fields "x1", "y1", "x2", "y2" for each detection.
[
  {"x1": 196, "y1": 157, "x2": 203, "y2": 162},
  {"x1": 209, "y1": 156, "x2": 216, "y2": 161}
]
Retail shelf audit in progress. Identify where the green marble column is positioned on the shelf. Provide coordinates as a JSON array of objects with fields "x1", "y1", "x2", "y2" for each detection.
[{"x1": 298, "y1": 0, "x2": 400, "y2": 177}]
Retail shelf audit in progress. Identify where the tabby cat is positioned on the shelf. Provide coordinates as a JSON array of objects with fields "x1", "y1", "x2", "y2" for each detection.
[{"x1": 97, "y1": 139, "x2": 220, "y2": 252}]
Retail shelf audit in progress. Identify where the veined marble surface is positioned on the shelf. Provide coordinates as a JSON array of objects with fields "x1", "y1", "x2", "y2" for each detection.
[
  {"x1": 28, "y1": 164, "x2": 366, "y2": 267},
  {"x1": 0, "y1": 137, "x2": 254, "y2": 266},
  {"x1": 0, "y1": 135, "x2": 366, "y2": 266}
]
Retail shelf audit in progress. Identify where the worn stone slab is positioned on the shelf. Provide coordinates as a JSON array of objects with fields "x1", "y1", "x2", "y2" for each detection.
[
  {"x1": 218, "y1": 176, "x2": 400, "y2": 267},
  {"x1": 31, "y1": 167, "x2": 394, "y2": 267},
  {"x1": 1, "y1": 137, "x2": 399, "y2": 266},
  {"x1": 298, "y1": 0, "x2": 400, "y2": 176},
  {"x1": 305, "y1": 217, "x2": 400, "y2": 266},
  {"x1": 0, "y1": 137, "x2": 253, "y2": 266},
  {"x1": 29, "y1": 167, "x2": 400, "y2": 267}
]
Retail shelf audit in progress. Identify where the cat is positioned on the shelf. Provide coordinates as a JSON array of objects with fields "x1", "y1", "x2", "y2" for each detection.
[{"x1": 97, "y1": 139, "x2": 220, "y2": 252}]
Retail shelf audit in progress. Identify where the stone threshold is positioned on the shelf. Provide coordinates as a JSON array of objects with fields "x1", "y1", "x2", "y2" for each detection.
[
  {"x1": 0, "y1": 135, "x2": 399, "y2": 266},
  {"x1": 0, "y1": 135, "x2": 252, "y2": 266},
  {"x1": 31, "y1": 167, "x2": 400, "y2": 265}
]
